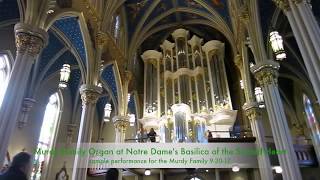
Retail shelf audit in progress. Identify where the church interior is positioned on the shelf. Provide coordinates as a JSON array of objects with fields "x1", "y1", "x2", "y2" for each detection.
[{"x1": 0, "y1": 0, "x2": 320, "y2": 180}]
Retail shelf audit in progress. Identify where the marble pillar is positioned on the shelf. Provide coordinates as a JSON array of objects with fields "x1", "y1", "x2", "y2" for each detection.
[
  {"x1": 0, "y1": 23, "x2": 47, "y2": 165},
  {"x1": 243, "y1": 102, "x2": 273, "y2": 180},
  {"x1": 113, "y1": 115, "x2": 130, "y2": 143},
  {"x1": 237, "y1": 51, "x2": 273, "y2": 180},
  {"x1": 251, "y1": 60, "x2": 302, "y2": 180},
  {"x1": 72, "y1": 84, "x2": 102, "y2": 180}
]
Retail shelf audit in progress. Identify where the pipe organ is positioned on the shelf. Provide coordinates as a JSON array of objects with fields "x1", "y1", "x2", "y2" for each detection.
[{"x1": 140, "y1": 29, "x2": 237, "y2": 142}]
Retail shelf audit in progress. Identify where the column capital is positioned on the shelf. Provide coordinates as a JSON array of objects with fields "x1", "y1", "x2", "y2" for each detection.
[
  {"x1": 21, "y1": 98, "x2": 36, "y2": 112},
  {"x1": 273, "y1": 0, "x2": 291, "y2": 11},
  {"x1": 14, "y1": 23, "x2": 48, "y2": 56},
  {"x1": 243, "y1": 102, "x2": 262, "y2": 121},
  {"x1": 113, "y1": 115, "x2": 130, "y2": 129},
  {"x1": 95, "y1": 31, "x2": 109, "y2": 49},
  {"x1": 79, "y1": 84, "x2": 103, "y2": 105},
  {"x1": 251, "y1": 60, "x2": 280, "y2": 86}
]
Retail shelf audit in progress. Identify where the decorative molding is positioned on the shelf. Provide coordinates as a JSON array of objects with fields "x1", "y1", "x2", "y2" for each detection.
[
  {"x1": 95, "y1": 31, "x2": 109, "y2": 48},
  {"x1": 243, "y1": 102, "x2": 261, "y2": 121},
  {"x1": 14, "y1": 23, "x2": 48, "y2": 56},
  {"x1": 272, "y1": 0, "x2": 290, "y2": 11},
  {"x1": 79, "y1": 84, "x2": 103, "y2": 105},
  {"x1": 113, "y1": 115, "x2": 130, "y2": 129},
  {"x1": 251, "y1": 61, "x2": 280, "y2": 86}
]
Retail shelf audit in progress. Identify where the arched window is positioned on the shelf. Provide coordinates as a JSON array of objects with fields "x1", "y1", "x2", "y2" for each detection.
[
  {"x1": 303, "y1": 94, "x2": 320, "y2": 144},
  {"x1": 0, "y1": 53, "x2": 10, "y2": 107},
  {"x1": 31, "y1": 93, "x2": 61, "y2": 180}
]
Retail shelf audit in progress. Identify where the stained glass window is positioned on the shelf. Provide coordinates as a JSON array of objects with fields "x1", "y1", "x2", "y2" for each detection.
[
  {"x1": 31, "y1": 93, "x2": 60, "y2": 180},
  {"x1": 303, "y1": 94, "x2": 320, "y2": 145}
]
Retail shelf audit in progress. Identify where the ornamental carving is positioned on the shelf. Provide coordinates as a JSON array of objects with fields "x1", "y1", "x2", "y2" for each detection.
[
  {"x1": 114, "y1": 118, "x2": 130, "y2": 130},
  {"x1": 244, "y1": 107, "x2": 261, "y2": 121},
  {"x1": 254, "y1": 67, "x2": 279, "y2": 87},
  {"x1": 95, "y1": 32, "x2": 109, "y2": 48},
  {"x1": 80, "y1": 90, "x2": 100, "y2": 105},
  {"x1": 273, "y1": 0, "x2": 290, "y2": 11},
  {"x1": 15, "y1": 33, "x2": 45, "y2": 56}
]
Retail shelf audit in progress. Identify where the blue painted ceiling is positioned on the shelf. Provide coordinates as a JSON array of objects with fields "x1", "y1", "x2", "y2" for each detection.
[
  {"x1": 38, "y1": 31, "x2": 65, "y2": 74},
  {"x1": 128, "y1": 94, "x2": 136, "y2": 115},
  {"x1": 53, "y1": 17, "x2": 87, "y2": 67},
  {"x1": 0, "y1": 0, "x2": 19, "y2": 22},
  {"x1": 101, "y1": 65, "x2": 118, "y2": 101},
  {"x1": 68, "y1": 68, "x2": 82, "y2": 103}
]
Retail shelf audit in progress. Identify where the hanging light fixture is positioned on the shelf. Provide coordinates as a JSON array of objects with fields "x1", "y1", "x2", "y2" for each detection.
[
  {"x1": 269, "y1": 31, "x2": 286, "y2": 60},
  {"x1": 255, "y1": 87, "x2": 265, "y2": 108},
  {"x1": 104, "y1": 103, "x2": 112, "y2": 122},
  {"x1": 59, "y1": 64, "x2": 71, "y2": 88}
]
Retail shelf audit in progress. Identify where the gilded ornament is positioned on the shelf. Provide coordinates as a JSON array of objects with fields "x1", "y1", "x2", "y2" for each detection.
[
  {"x1": 272, "y1": 0, "x2": 290, "y2": 11},
  {"x1": 114, "y1": 118, "x2": 130, "y2": 129},
  {"x1": 95, "y1": 32, "x2": 108, "y2": 48},
  {"x1": 244, "y1": 107, "x2": 261, "y2": 121},
  {"x1": 80, "y1": 89, "x2": 100, "y2": 105},
  {"x1": 15, "y1": 33, "x2": 45, "y2": 56},
  {"x1": 254, "y1": 68, "x2": 279, "y2": 86}
]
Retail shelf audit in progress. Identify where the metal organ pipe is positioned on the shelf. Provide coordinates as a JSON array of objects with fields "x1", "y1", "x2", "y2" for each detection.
[{"x1": 140, "y1": 29, "x2": 235, "y2": 142}]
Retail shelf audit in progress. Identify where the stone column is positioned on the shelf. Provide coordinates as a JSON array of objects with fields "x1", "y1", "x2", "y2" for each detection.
[
  {"x1": 113, "y1": 116, "x2": 130, "y2": 143},
  {"x1": 273, "y1": 0, "x2": 320, "y2": 101},
  {"x1": 0, "y1": 23, "x2": 47, "y2": 165},
  {"x1": 243, "y1": 102, "x2": 273, "y2": 180},
  {"x1": 72, "y1": 85, "x2": 102, "y2": 180},
  {"x1": 239, "y1": 47, "x2": 273, "y2": 180},
  {"x1": 215, "y1": 169, "x2": 220, "y2": 180},
  {"x1": 18, "y1": 98, "x2": 37, "y2": 128},
  {"x1": 160, "y1": 169, "x2": 164, "y2": 180},
  {"x1": 66, "y1": 123, "x2": 77, "y2": 145},
  {"x1": 235, "y1": 55, "x2": 252, "y2": 137},
  {"x1": 251, "y1": 60, "x2": 302, "y2": 180}
]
